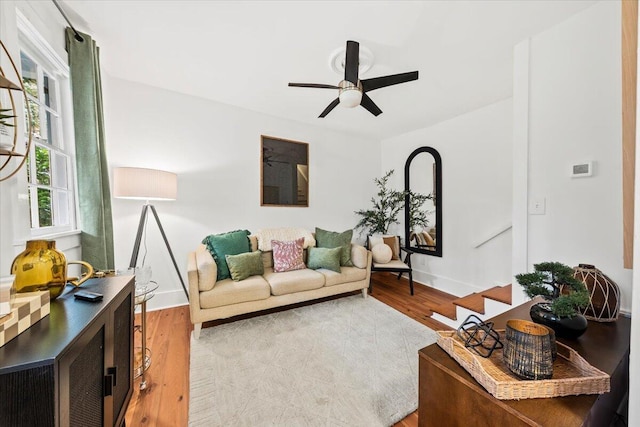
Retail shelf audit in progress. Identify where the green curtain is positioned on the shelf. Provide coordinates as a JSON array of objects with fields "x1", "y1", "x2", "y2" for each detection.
[{"x1": 65, "y1": 28, "x2": 114, "y2": 270}]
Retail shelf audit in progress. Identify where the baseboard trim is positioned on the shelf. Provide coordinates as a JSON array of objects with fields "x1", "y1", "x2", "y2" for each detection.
[{"x1": 411, "y1": 269, "x2": 484, "y2": 297}]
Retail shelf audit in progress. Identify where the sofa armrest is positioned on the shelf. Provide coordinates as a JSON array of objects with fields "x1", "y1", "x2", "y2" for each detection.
[
  {"x1": 187, "y1": 251, "x2": 202, "y2": 312},
  {"x1": 351, "y1": 244, "x2": 370, "y2": 269}
]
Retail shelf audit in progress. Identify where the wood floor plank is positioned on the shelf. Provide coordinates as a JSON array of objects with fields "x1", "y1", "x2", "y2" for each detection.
[
  {"x1": 453, "y1": 292, "x2": 486, "y2": 314},
  {"x1": 124, "y1": 271, "x2": 456, "y2": 426},
  {"x1": 481, "y1": 283, "x2": 512, "y2": 305},
  {"x1": 125, "y1": 305, "x2": 191, "y2": 426},
  {"x1": 431, "y1": 301, "x2": 458, "y2": 321}
]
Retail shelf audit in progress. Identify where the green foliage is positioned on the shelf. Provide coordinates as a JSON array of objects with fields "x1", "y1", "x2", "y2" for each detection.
[
  {"x1": 407, "y1": 189, "x2": 433, "y2": 230},
  {"x1": 515, "y1": 261, "x2": 589, "y2": 318},
  {"x1": 354, "y1": 170, "x2": 405, "y2": 235}
]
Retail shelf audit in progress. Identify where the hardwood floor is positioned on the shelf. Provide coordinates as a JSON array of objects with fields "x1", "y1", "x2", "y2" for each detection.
[{"x1": 124, "y1": 272, "x2": 456, "y2": 426}]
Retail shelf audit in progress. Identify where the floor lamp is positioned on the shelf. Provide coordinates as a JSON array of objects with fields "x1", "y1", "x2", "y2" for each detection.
[{"x1": 113, "y1": 167, "x2": 189, "y2": 300}]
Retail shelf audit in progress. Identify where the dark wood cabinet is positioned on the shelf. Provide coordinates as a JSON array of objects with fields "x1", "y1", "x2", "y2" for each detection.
[
  {"x1": 418, "y1": 299, "x2": 631, "y2": 427},
  {"x1": 0, "y1": 276, "x2": 134, "y2": 427}
]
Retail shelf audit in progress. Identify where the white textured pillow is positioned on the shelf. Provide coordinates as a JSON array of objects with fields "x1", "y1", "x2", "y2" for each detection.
[
  {"x1": 254, "y1": 228, "x2": 316, "y2": 251},
  {"x1": 195, "y1": 244, "x2": 217, "y2": 291},
  {"x1": 351, "y1": 244, "x2": 368, "y2": 269},
  {"x1": 371, "y1": 243, "x2": 392, "y2": 264},
  {"x1": 369, "y1": 235, "x2": 384, "y2": 249}
]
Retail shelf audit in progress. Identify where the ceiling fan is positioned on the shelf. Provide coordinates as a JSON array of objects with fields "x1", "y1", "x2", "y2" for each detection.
[{"x1": 288, "y1": 40, "x2": 418, "y2": 118}]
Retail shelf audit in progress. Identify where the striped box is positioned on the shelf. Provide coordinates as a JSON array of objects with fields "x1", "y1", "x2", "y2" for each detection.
[{"x1": 0, "y1": 291, "x2": 50, "y2": 348}]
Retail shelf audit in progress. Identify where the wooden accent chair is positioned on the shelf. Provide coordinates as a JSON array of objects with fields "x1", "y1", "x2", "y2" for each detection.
[{"x1": 367, "y1": 235, "x2": 415, "y2": 295}]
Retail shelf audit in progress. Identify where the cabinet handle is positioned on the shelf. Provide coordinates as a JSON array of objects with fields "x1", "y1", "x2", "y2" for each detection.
[
  {"x1": 104, "y1": 374, "x2": 114, "y2": 397},
  {"x1": 107, "y1": 366, "x2": 117, "y2": 387}
]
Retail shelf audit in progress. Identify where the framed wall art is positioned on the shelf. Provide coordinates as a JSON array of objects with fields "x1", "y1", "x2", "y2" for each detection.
[{"x1": 261, "y1": 135, "x2": 309, "y2": 207}]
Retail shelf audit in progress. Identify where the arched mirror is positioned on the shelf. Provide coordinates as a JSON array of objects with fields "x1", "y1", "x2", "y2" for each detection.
[{"x1": 404, "y1": 146, "x2": 442, "y2": 257}]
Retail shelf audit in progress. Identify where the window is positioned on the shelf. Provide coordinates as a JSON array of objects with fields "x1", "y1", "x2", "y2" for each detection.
[{"x1": 19, "y1": 32, "x2": 76, "y2": 233}]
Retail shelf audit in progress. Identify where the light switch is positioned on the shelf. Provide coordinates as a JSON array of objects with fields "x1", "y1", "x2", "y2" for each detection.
[{"x1": 529, "y1": 197, "x2": 546, "y2": 215}]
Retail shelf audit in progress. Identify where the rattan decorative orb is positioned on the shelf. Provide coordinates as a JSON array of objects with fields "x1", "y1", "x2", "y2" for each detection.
[{"x1": 573, "y1": 264, "x2": 620, "y2": 322}]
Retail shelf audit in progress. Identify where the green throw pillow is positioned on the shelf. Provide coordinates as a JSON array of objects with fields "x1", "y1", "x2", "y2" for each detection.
[
  {"x1": 315, "y1": 227, "x2": 353, "y2": 266},
  {"x1": 226, "y1": 251, "x2": 264, "y2": 281},
  {"x1": 202, "y1": 230, "x2": 251, "y2": 280},
  {"x1": 307, "y1": 247, "x2": 342, "y2": 273}
]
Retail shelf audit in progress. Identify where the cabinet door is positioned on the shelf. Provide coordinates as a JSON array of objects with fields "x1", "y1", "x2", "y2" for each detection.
[
  {"x1": 59, "y1": 313, "x2": 107, "y2": 427},
  {"x1": 0, "y1": 364, "x2": 55, "y2": 427},
  {"x1": 110, "y1": 291, "x2": 133, "y2": 426}
]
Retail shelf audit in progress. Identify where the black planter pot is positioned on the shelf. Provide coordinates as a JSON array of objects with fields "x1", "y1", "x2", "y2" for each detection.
[{"x1": 529, "y1": 302, "x2": 588, "y2": 339}]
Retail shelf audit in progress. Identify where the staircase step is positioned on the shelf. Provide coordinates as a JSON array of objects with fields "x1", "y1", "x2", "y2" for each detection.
[
  {"x1": 431, "y1": 302, "x2": 458, "y2": 321},
  {"x1": 452, "y1": 293, "x2": 486, "y2": 314},
  {"x1": 481, "y1": 284, "x2": 512, "y2": 305}
]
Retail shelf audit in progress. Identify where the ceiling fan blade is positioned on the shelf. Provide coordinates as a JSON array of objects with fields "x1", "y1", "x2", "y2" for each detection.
[
  {"x1": 361, "y1": 71, "x2": 419, "y2": 92},
  {"x1": 360, "y1": 93, "x2": 382, "y2": 116},
  {"x1": 319, "y1": 98, "x2": 340, "y2": 118},
  {"x1": 344, "y1": 40, "x2": 359, "y2": 85},
  {"x1": 289, "y1": 83, "x2": 339, "y2": 89}
]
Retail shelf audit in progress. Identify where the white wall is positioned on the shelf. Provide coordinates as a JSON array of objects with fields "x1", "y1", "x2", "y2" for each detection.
[
  {"x1": 513, "y1": 1, "x2": 632, "y2": 311},
  {"x1": 103, "y1": 77, "x2": 381, "y2": 309},
  {"x1": 0, "y1": 1, "x2": 81, "y2": 279},
  {"x1": 380, "y1": 99, "x2": 513, "y2": 296}
]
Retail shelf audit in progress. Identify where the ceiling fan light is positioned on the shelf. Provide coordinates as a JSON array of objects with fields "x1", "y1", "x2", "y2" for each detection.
[{"x1": 339, "y1": 88, "x2": 362, "y2": 108}]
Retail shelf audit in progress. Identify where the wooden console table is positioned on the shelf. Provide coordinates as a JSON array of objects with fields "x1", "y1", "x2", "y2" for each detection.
[
  {"x1": 0, "y1": 276, "x2": 134, "y2": 427},
  {"x1": 418, "y1": 299, "x2": 631, "y2": 427}
]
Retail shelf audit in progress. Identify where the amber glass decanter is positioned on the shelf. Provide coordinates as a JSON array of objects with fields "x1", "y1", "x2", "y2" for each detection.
[{"x1": 11, "y1": 240, "x2": 68, "y2": 300}]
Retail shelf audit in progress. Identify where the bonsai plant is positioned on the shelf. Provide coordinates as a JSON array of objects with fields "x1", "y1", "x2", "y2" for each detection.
[
  {"x1": 515, "y1": 261, "x2": 590, "y2": 338},
  {"x1": 354, "y1": 170, "x2": 405, "y2": 235}
]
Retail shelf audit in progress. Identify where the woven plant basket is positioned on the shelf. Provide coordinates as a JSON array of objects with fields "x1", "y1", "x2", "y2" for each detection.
[{"x1": 503, "y1": 319, "x2": 554, "y2": 380}]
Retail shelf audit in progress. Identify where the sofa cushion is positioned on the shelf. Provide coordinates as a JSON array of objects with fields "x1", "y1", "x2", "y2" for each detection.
[
  {"x1": 254, "y1": 228, "x2": 316, "y2": 251},
  {"x1": 195, "y1": 244, "x2": 217, "y2": 291},
  {"x1": 320, "y1": 266, "x2": 368, "y2": 287},
  {"x1": 226, "y1": 251, "x2": 264, "y2": 281},
  {"x1": 263, "y1": 267, "x2": 325, "y2": 296},
  {"x1": 202, "y1": 230, "x2": 251, "y2": 280},
  {"x1": 199, "y1": 276, "x2": 271, "y2": 309},
  {"x1": 307, "y1": 246, "x2": 342, "y2": 273},
  {"x1": 315, "y1": 227, "x2": 353, "y2": 266},
  {"x1": 372, "y1": 259, "x2": 411, "y2": 270},
  {"x1": 351, "y1": 244, "x2": 368, "y2": 269},
  {"x1": 272, "y1": 238, "x2": 306, "y2": 272}
]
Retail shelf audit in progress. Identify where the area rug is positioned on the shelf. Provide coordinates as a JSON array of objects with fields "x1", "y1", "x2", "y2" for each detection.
[{"x1": 189, "y1": 295, "x2": 438, "y2": 427}]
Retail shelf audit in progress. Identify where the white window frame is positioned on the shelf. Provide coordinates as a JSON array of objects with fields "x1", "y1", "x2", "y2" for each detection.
[{"x1": 18, "y1": 12, "x2": 78, "y2": 237}]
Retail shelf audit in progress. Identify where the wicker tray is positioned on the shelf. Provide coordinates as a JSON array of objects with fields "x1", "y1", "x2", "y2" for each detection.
[{"x1": 436, "y1": 330, "x2": 610, "y2": 400}]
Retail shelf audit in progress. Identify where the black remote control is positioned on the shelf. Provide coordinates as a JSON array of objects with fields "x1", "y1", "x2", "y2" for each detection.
[{"x1": 74, "y1": 290, "x2": 103, "y2": 302}]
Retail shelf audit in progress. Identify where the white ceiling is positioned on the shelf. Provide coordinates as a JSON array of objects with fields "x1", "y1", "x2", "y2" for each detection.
[{"x1": 62, "y1": 0, "x2": 598, "y2": 140}]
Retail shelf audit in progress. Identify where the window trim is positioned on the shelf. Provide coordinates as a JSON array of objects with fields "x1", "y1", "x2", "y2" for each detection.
[{"x1": 17, "y1": 10, "x2": 78, "y2": 237}]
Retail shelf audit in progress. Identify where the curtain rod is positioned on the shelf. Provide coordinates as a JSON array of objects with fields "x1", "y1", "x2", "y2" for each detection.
[{"x1": 51, "y1": 0, "x2": 84, "y2": 42}]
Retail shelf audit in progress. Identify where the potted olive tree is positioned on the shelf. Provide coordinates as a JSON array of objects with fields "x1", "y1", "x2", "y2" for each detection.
[
  {"x1": 354, "y1": 170, "x2": 405, "y2": 236},
  {"x1": 515, "y1": 261, "x2": 590, "y2": 338}
]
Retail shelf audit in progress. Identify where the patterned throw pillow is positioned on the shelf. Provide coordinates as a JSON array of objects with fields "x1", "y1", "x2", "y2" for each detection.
[{"x1": 272, "y1": 238, "x2": 306, "y2": 272}]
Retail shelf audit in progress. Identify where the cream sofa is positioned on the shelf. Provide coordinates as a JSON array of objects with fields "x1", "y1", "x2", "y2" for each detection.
[{"x1": 187, "y1": 235, "x2": 372, "y2": 338}]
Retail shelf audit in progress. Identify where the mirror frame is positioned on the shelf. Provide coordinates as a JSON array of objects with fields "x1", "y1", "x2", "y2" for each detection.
[{"x1": 404, "y1": 146, "x2": 442, "y2": 257}]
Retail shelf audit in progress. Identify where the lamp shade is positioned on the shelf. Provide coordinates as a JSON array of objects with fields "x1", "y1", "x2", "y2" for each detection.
[{"x1": 113, "y1": 167, "x2": 177, "y2": 201}]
